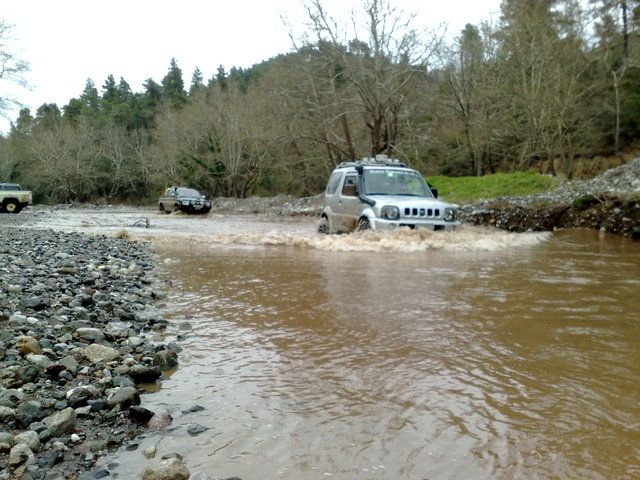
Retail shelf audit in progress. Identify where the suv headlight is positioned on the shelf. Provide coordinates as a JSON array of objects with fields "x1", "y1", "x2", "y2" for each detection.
[
  {"x1": 181, "y1": 200, "x2": 190, "y2": 205},
  {"x1": 444, "y1": 207, "x2": 456, "y2": 222},
  {"x1": 381, "y1": 205, "x2": 400, "y2": 220}
]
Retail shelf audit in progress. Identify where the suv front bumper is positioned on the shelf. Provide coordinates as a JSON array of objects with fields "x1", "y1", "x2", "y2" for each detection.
[{"x1": 371, "y1": 218, "x2": 458, "y2": 231}]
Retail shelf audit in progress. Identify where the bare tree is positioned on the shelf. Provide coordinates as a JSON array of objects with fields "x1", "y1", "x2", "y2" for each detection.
[
  {"x1": 28, "y1": 120, "x2": 100, "y2": 202},
  {"x1": 291, "y1": 0, "x2": 443, "y2": 160},
  {"x1": 0, "y1": 18, "x2": 29, "y2": 118},
  {"x1": 439, "y1": 22, "x2": 502, "y2": 176},
  {"x1": 494, "y1": 0, "x2": 596, "y2": 177}
]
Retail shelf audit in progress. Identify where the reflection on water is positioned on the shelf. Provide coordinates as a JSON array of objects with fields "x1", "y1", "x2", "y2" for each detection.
[{"x1": 100, "y1": 227, "x2": 640, "y2": 480}]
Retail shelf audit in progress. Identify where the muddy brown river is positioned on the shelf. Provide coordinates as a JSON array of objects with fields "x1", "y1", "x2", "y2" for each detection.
[{"x1": 21, "y1": 208, "x2": 640, "y2": 479}]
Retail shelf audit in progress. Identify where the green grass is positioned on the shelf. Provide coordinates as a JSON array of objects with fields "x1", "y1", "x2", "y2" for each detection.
[{"x1": 427, "y1": 171, "x2": 560, "y2": 204}]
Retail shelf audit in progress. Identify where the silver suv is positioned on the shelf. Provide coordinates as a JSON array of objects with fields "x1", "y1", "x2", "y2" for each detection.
[{"x1": 318, "y1": 156, "x2": 459, "y2": 233}]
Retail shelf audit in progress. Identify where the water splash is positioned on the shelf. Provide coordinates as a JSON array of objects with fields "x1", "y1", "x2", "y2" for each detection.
[{"x1": 143, "y1": 226, "x2": 550, "y2": 252}]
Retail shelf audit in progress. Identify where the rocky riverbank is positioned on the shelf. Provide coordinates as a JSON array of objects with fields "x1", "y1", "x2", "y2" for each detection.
[
  {"x1": 0, "y1": 229, "x2": 183, "y2": 479},
  {"x1": 458, "y1": 158, "x2": 640, "y2": 238}
]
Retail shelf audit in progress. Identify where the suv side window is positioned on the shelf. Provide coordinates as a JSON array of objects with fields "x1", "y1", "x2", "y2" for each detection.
[
  {"x1": 342, "y1": 174, "x2": 358, "y2": 197},
  {"x1": 325, "y1": 171, "x2": 342, "y2": 195}
]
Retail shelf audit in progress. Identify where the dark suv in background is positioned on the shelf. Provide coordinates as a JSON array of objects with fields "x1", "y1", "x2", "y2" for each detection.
[{"x1": 158, "y1": 186, "x2": 211, "y2": 214}]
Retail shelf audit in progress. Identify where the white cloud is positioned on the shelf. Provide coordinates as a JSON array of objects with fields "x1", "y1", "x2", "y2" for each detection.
[{"x1": 1, "y1": 0, "x2": 500, "y2": 133}]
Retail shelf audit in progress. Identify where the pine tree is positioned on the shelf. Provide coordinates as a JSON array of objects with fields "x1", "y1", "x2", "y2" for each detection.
[
  {"x1": 161, "y1": 58, "x2": 187, "y2": 107},
  {"x1": 189, "y1": 67, "x2": 205, "y2": 96}
]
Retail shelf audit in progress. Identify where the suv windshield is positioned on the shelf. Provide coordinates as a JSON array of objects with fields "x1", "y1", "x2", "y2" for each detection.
[
  {"x1": 363, "y1": 169, "x2": 431, "y2": 197},
  {"x1": 175, "y1": 188, "x2": 202, "y2": 197}
]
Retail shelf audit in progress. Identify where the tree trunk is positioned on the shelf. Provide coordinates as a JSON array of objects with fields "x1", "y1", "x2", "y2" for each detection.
[{"x1": 340, "y1": 113, "x2": 356, "y2": 160}]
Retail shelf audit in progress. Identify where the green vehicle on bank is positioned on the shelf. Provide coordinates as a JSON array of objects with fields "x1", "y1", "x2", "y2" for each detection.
[{"x1": 0, "y1": 183, "x2": 32, "y2": 213}]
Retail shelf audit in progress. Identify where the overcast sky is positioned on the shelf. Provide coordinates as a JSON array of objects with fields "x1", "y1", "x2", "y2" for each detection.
[{"x1": 1, "y1": 0, "x2": 501, "y2": 133}]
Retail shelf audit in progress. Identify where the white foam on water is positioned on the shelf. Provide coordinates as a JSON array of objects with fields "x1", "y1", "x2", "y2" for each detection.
[{"x1": 142, "y1": 225, "x2": 550, "y2": 253}]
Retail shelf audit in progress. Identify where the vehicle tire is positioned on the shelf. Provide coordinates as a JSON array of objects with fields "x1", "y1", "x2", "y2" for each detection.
[
  {"x1": 4, "y1": 200, "x2": 20, "y2": 214},
  {"x1": 356, "y1": 217, "x2": 371, "y2": 231},
  {"x1": 318, "y1": 216, "x2": 330, "y2": 234}
]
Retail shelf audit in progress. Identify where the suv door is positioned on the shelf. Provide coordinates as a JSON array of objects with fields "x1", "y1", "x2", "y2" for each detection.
[
  {"x1": 336, "y1": 173, "x2": 362, "y2": 232},
  {"x1": 159, "y1": 188, "x2": 177, "y2": 213}
]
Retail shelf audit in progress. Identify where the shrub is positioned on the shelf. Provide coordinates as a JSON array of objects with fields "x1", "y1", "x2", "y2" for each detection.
[{"x1": 572, "y1": 194, "x2": 597, "y2": 210}]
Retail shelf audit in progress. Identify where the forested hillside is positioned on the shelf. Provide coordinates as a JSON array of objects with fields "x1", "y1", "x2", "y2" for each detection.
[{"x1": 1, "y1": 0, "x2": 639, "y2": 204}]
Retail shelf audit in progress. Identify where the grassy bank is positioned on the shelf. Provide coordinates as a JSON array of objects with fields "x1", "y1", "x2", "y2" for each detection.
[{"x1": 428, "y1": 171, "x2": 560, "y2": 204}]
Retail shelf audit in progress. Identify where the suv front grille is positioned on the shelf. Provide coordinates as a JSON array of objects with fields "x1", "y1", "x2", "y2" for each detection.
[{"x1": 403, "y1": 207, "x2": 440, "y2": 218}]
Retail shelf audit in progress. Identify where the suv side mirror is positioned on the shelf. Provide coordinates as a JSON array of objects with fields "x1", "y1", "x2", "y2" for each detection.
[{"x1": 429, "y1": 185, "x2": 438, "y2": 198}]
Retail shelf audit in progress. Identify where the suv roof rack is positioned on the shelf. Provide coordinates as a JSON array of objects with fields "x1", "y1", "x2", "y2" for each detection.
[{"x1": 336, "y1": 154, "x2": 407, "y2": 169}]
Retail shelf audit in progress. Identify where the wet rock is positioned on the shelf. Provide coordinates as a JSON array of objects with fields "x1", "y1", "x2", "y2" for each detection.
[
  {"x1": 91, "y1": 468, "x2": 111, "y2": 478},
  {"x1": 128, "y1": 406, "x2": 155, "y2": 425},
  {"x1": 143, "y1": 445, "x2": 157, "y2": 459},
  {"x1": 106, "y1": 386, "x2": 140, "y2": 408},
  {"x1": 128, "y1": 364, "x2": 162, "y2": 384},
  {"x1": 42, "y1": 407, "x2": 77, "y2": 436},
  {"x1": 187, "y1": 424, "x2": 208, "y2": 435},
  {"x1": 153, "y1": 350, "x2": 179, "y2": 371},
  {"x1": 181, "y1": 405, "x2": 205, "y2": 414},
  {"x1": 141, "y1": 457, "x2": 190, "y2": 480},
  {"x1": 147, "y1": 412, "x2": 173, "y2": 431}
]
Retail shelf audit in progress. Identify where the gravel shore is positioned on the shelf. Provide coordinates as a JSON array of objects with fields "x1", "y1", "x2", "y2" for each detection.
[{"x1": 0, "y1": 229, "x2": 179, "y2": 479}]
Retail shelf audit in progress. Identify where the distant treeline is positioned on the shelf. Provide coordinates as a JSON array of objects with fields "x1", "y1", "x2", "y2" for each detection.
[{"x1": 1, "y1": 0, "x2": 639, "y2": 204}]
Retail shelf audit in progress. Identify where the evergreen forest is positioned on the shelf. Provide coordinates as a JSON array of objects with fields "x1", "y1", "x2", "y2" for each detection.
[{"x1": 1, "y1": 0, "x2": 639, "y2": 204}]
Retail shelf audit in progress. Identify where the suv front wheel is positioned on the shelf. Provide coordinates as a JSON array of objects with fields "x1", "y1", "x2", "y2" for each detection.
[
  {"x1": 3, "y1": 200, "x2": 21, "y2": 214},
  {"x1": 318, "y1": 217, "x2": 330, "y2": 234},
  {"x1": 356, "y1": 217, "x2": 370, "y2": 231}
]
